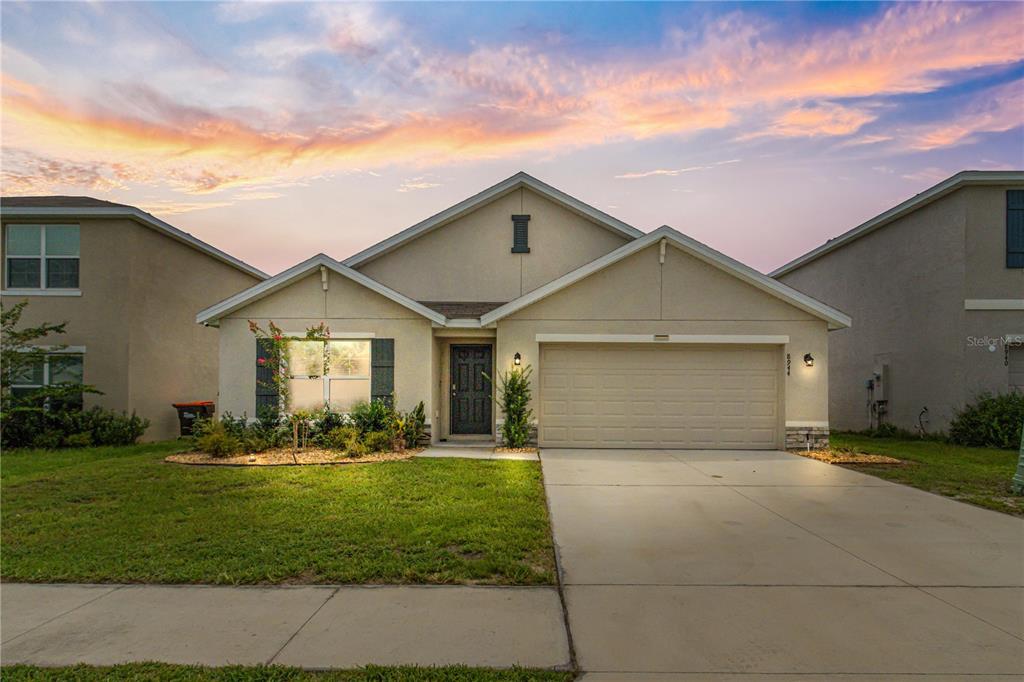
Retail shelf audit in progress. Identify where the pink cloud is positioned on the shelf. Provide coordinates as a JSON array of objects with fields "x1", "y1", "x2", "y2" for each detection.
[{"x1": 2, "y1": 2, "x2": 1021, "y2": 202}]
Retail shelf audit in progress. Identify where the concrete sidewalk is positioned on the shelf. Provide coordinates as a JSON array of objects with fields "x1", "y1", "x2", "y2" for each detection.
[{"x1": 1, "y1": 584, "x2": 570, "y2": 669}]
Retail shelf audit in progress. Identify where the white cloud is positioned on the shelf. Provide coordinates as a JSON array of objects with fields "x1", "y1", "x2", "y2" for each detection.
[{"x1": 397, "y1": 177, "x2": 441, "y2": 192}]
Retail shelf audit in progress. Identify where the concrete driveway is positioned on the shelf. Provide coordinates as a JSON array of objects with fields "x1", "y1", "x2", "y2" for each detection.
[{"x1": 542, "y1": 448, "x2": 1024, "y2": 679}]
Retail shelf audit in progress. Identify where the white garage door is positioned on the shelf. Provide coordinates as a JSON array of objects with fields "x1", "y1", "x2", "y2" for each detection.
[{"x1": 539, "y1": 343, "x2": 781, "y2": 449}]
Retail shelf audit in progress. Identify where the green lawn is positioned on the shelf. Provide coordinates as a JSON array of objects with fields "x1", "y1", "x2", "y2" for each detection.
[
  {"x1": 1, "y1": 665, "x2": 573, "y2": 682},
  {"x1": 830, "y1": 433, "x2": 1022, "y2": 516},
  {"x1": 1, "y1": 442, "x2": 555, "y2": 585}
]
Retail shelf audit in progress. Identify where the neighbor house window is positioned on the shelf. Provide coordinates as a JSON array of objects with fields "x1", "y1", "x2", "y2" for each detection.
[
  {"x1": 4, "y1": 225, "x2": 80, "y2": 289},
  {"x1": 286, "y1": 339, "x2": 371, "y2": 412},
  {"x1": 9, "y1": 352, "x2": 84, "y2": 408},
  {"x1": 1008, "y1": 190, "x2": 1024, "y2": 268}
]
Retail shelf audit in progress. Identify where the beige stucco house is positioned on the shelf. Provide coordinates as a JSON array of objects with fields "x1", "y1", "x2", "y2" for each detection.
[
  {"x1": 199, "y1": 173, "x2": 850, "y2": 450},
  {"x1": 1, "y1": 197, "x2": 266, "y2": 440},
  {"x1": 774, "y1": 170, "x2": 1024, "y2": 434}
]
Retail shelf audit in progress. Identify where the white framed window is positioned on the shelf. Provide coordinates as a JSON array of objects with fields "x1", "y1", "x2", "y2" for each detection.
[
  {"x1": 286, "y1": 339, "x2": 371, "y2": 412},
  {"x1": 4, "y1": 224, "x2": 80, "y2": 290},
  {"x1": 9, "y1": 351, "x2": 85, "y2": 408}
]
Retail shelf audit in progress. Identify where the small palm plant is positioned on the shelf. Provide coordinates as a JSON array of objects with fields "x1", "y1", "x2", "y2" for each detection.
[{"x1": 484, "y1": 365, "x2": 534, "y2": 448}]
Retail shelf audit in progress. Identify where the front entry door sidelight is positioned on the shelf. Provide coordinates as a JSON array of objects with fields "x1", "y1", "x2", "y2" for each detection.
[{"x1": 451, "y1": 345, "x2": 492, "y2": 435}]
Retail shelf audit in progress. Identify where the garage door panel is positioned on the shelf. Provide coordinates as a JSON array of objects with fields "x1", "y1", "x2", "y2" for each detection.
[{"x1": 539, "y1": 343, "x2": 781, "y2": 449}]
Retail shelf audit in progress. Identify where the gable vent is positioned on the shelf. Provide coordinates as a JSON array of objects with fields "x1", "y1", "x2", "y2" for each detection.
[{"x1": 511, "y1": 214, "x2": 531, "y2": 254}]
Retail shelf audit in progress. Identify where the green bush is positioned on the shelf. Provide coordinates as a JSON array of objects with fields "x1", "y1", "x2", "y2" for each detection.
[
  {"x1": 194, "y1": 420, "x2": 242, "y2": 458},
  {"x1": 322, "y1": 425, "x2": 360, "y2": 451},
  {"x1": 64, "y1": 432, "x2": 94, "y2": 448},
  {"x1": 386, "y1": 401, "x2": 426, "y2": 450},
  {"x1": 402, "y1": 401, "x2": 427, "y2": 447},
  {"x1": 350, "y1": 399, "x2": 393, "y2": 433},
  {"x1": 346, "y1": 438, "x2": 368, "y2": 457},
  {"x1": 193, "y1": 413, "x2": 284, "y2": 454},
  {"x1": 485, "y1": 365, "x2": 534, "y2": 448},
  {"x1": 2, "y1": 405, "x2": 150, "y2": 449},
  {"x1": 949, "y1": 392, "x2": 1024, "y2": 449},
  {"x1": 311, "y1": 406, "x2": 350, "y2": 434},
  {"x1": 362, "y1": 430, "x2": 392, "y2": 453}
]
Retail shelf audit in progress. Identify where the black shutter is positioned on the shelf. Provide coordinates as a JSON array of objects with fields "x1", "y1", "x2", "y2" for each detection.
[
  {"x1": 1007, "y1": 190, "x2": 1024, "y2": 268},
  {"x1": 511, "y1": 214, "x2": 531, "y2": 253},
  {"x1": 256, "y1": 338, "x2": 279, "y2": 414},
  {"x1": 371, "y1": 338, "x2": 395, "y2": 405}
]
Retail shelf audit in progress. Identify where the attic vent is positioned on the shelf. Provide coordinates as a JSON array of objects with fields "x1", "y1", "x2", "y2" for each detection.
[{"x1": 511, "y1": 214, "x2": 530, "y2": 254}]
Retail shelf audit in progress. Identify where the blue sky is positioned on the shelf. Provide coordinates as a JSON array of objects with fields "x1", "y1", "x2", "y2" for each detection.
[{"x1": 2, "y1": 1, "x2": 1021, "y2": 273}]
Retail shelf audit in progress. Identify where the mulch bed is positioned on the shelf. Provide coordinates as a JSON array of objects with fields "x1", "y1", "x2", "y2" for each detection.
[
  {"x1": 495, "y1": 446, "x2": 538, "y2": 454},
  {"x1": 794, "y1": 448, "x2": 904, "y2": 466},
  {"x1": 166, "y1": 447, "x2": 422, "y2": 467}
]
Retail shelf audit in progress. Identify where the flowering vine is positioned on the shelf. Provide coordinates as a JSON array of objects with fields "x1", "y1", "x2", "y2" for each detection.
[{"x1": 248, "y1": 320, "x2": 331, "y2": 412}]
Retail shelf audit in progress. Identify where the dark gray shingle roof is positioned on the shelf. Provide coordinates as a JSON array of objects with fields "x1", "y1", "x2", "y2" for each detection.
[{"x1": 418, "y1": 301, "x2": 507, "y2": 319}]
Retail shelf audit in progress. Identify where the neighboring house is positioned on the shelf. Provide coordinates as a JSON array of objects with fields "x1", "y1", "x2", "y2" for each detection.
[
  {"x1": 1, "y1": 197, "x2": 267, "y2": 440},
  {"x1": 773, "y1": 170, "x2": 1024, "y2": 434},
  {"x1": 199, "y1": 172, "x2": 849, "y2": 450}
]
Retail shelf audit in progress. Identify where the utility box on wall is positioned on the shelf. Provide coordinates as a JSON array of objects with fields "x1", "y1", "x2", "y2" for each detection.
[{"x1": 873, "y1": 363, "x2": 891, "y2": 402}]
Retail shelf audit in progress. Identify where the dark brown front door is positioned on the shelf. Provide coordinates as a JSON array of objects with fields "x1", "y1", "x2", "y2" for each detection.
[{"x1": 451, "y1": 345, "x2": 492, "y2": 435}]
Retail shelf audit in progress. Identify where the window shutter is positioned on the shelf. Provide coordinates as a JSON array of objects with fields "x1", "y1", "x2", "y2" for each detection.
[
  {"x1": 371, "y1": 338, "x2": 395, "y2": 405},
  {"x1": 1007, "y1": 190, "x2": 1024, "y2": 269},
  {"x1": 511, "y1": 214, "x2": 531, "y2": 253},
  {"x1": 256, "y1": 338, "x2": 279, "y2": 414}
]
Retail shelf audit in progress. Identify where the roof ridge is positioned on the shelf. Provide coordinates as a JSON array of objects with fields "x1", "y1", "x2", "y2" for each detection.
[
  {"x1": 770, "y1": 169, "x2": 1024, "y2": 277},
  {"x1": 341, "y1": 171, "x2": 642, "y2": 268}
]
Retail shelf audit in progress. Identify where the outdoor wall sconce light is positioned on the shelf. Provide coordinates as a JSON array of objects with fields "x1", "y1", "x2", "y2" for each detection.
[
  {"x1": 513, "y1": 352, "x2": 522, "y2": 366},
  {"x1": 803, "y1": 353, "x2": 815, "y2": 367}
]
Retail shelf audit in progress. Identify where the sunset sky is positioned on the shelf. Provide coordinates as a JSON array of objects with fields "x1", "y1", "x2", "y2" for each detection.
[{"x1": 2, "y1": 1, "x2": 1022, "y2": 274}]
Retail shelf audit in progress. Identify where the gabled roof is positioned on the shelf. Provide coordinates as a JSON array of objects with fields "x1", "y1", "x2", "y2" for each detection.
[
  {"x1": 0, "y1": 197, "x2": 268, "y2": 280},
  {"x1": 342, "y1": 171, "x2": 644, "y2": 268},
  {"x1": 196, "y1": 253, "x2": 446, "y2": 326},
  {"x1": 480, "y1": 225, "x2": 852, "y2": 330},
  {"x1": 770, "y1": 170, "x2": 1024, "y2": 278}
]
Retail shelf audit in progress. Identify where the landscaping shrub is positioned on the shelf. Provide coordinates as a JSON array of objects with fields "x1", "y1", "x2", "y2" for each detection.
[
  {"x1": 322, "y1": 425, "x2": 360, "y2": 451},
  {"x1": 350, "y1": 399, "x2": 393, "y2": 433},
  {"x1": 193, "y1": 420, "x2": 242, "y2": 458},
  {"x1": 88, "y1": 409, "x2": 149, "y2": 446},
  {"x1": 192, "y1": 412, "x2": 291, "y2": 455},
  {"x1": 311, "y1": 406, "x2": 350, "y2": 435},
  {"x1": 401, "y1": 401, "x2": 427, "y2": 447},
  {"x1": 346, "y1": 438, "x2": 369, "y2": 457},
  {"x1": 188, "y1": 401, "x2": 425, "y2": 457},
  {"x1": 1, "y1": 404, "x2": 150, "y2": 449},
  {"x1": 386, "y1": 400, "x2": 426, "y2": 450},
  {"x1": 949, "y1": 392, "x2": 1024, "y2": 449},
  {"x1": 362, "y1": 430, "x2": 392, "y2": 453},
  {"x1": 485, "y1": 365, "x2": 534, "y2": 448}
]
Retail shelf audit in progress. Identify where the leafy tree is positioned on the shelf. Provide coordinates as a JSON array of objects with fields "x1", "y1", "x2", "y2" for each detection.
[{"x1": 1, "y1": 301, "x2": 98, "y2": 416}]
